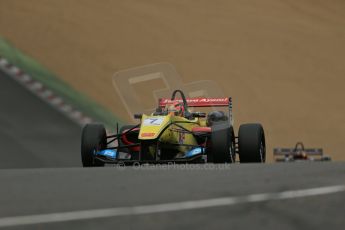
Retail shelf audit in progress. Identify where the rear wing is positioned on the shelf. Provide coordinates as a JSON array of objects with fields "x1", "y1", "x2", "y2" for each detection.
[
  {"x1": 158, "y1": 97, "x2": 233, "y2": 124},
  {"x1": 158, "y1": 97, "x2": 231, "y2": 107}
]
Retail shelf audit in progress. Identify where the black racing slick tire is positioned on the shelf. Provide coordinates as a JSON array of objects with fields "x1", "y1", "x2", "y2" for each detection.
[
  {"x1": 238, "y1": 123, "x2": 266, "y2": 163},
  {"x1": 81, "y1": 123, "x2": 107, "y2": 167},
  {"x1": 208, "y1": 122, "x2": 235, "y2": 163}
]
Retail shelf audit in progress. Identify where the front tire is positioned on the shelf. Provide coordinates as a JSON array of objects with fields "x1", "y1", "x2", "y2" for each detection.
[
  {"x1": 208, "y1": 122, "x2": 235, "y2": 163},
  {"x1": 238, "y1": 123, "x2": 265, "y2": 163},
  {"x1": 81, "y1": 124, "x2": 107, "y2": 167}
]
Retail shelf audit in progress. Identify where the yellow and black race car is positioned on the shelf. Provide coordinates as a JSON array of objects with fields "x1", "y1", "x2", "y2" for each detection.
[{"x1": 81, "y1": 90, "x2": 266, "y2": 166}]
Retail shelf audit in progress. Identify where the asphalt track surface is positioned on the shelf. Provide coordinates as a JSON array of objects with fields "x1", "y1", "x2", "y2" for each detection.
[
  {"x1": 0, "y1": 163, "x2": 344, "y2": 229},
  {"x1": 0, "y1": 70, "x2": 81, "y2": 169},
  {"x1": 0, "y1": 71, "x2": 344, "y2": 229}
]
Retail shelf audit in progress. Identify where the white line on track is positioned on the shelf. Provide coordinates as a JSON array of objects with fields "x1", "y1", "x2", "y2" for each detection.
[{"x1": 0, "y1": 184, "x2": 344, "y2": 228}]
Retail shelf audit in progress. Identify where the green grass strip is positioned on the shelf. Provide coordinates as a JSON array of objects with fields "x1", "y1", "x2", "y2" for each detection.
[{"x1": 0, "y1": 36, "x2": 123, "y2": 129}]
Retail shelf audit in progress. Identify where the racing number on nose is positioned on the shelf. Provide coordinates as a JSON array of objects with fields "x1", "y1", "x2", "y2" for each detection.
[
  {"x1": 143, "y1": 117, "x2": 164, "y2": 126},
  {"x1": 149, "y1": 118, "x2": 158, "y2": 124}
]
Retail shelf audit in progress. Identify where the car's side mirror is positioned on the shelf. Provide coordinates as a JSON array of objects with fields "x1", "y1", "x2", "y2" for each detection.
[{"x1": 134, "y1": 114, "x2": 143, "y2": 119}]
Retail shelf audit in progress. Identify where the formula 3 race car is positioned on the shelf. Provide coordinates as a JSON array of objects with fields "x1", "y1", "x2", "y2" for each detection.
[
  {"x1": 274, "y1": 142, "x2": 331, "y2": 162},
  {"x1": 81, "y1": 90, "x2": 266, "y2": 166}
]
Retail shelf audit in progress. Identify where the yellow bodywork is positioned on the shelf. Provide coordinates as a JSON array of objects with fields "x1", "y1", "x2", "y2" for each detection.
[{"x1": 139, "y1": 113, "x2": 202, "y2": 153}]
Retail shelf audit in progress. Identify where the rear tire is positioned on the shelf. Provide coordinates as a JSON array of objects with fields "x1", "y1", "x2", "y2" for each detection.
[
  {"x1": 81, "y1": 124, "x2": 107, "y2": 167},
  {"x1": 238, "y1": 123, "x2": 265, "y2": 163},
  {"x1": 208, "y1": 122, "x2": 235, "y2": 163}
]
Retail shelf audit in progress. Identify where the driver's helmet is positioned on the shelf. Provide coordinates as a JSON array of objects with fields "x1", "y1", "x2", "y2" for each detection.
[
  {"x1": 293, "y1": 143, "x2": 308, "y2": 159},
  {"x1": 294, "y1": 148, "x2": 307, "y2": 159},
  {"x1": 164, "y1": 102, "x2": 184, "y2": 116},
  {"x1": 207, "y1": 111, "x2": 228, "y2": 126}
]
